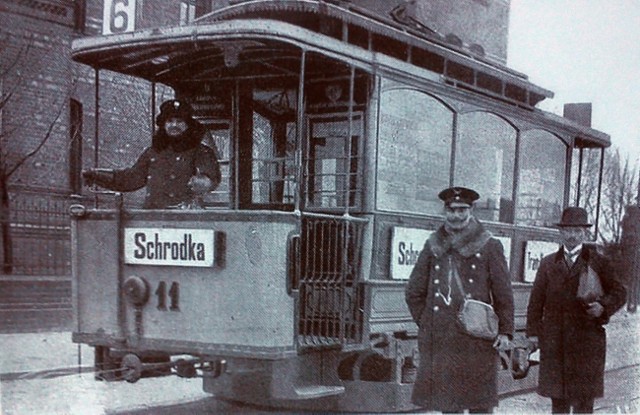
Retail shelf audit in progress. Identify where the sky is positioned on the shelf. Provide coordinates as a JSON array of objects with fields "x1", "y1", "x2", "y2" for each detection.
[{"x1": 507, "y1": 0, "x2": 640, "y2": 162}]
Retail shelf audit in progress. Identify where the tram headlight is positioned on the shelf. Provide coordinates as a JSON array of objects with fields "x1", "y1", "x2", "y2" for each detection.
[{"x1": 123, "y1": 276, "x2": 150, "y2": 307}]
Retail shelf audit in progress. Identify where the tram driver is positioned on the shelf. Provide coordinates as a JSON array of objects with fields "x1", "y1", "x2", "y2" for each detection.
[{"x1": 83, "y1": 99, "x2": 221, "y2": 209}]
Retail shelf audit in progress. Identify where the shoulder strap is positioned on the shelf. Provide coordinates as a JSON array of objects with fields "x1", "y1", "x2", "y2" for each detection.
[{"x1": 449, "y1": 257, "x2": 467, "y2": 298}]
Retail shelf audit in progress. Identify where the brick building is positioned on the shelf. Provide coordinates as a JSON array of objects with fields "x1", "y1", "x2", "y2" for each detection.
[{"x1": 0, "y1": 0, "x2": 512, "y2": 330}]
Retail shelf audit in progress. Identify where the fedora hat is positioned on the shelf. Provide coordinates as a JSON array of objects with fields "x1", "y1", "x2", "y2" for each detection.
[{"x1": 556, "y1": 207, "x2": 592, "y2": 227}]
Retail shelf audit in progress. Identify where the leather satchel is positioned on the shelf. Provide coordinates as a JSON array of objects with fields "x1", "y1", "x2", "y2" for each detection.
[
  {"x1": 458, "y1": 298, "x2": 499, "y2": 340},
  {"x1": 577, "y1": 264, "x2": 604, "y2": 303},
  {"x1": 451, "y1": 260, "x2": 499, "y2": 340}
]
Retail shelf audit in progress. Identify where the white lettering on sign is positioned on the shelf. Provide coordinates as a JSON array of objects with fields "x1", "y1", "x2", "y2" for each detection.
[
  {"x1": 524, "y1": 240, "x2": 559, "y2": 282},
  {"x1": 102, "y1": 0, "x2": 136, "y2": 35},
  {"x1": 124, "y1": 228, "x2": 214, "y2": 267},
  {"x1": 391, "y1": 227, "x2": 433, "y2": 280}
]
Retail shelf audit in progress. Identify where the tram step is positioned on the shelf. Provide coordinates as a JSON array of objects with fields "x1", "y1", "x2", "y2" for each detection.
[{"x1": 291, "y1": 385, "x2": 345, "y2": 399}]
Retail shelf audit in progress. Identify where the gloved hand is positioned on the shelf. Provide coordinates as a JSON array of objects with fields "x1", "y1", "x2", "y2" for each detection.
[
  {"x1": 82, "y1": 169, "x2": 114, "y2": 186},
  {"x1": 493, "y1": 334, "x2": 512, "y2": 352},
  {"x1": 586, "y1": 301, "x2": 604, "y2": 318},
  {"x1": 188, "y1": 168, "x2": 213, "y2": 195}
]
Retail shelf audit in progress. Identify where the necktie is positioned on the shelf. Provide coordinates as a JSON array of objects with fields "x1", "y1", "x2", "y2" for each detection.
[{"x1": 566, "y1": 250, "x2": 580, "y2": 266}]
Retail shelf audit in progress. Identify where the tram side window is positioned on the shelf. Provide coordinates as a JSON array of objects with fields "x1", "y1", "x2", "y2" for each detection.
[
  {"x1": 515, "y1": 130, "x2": 567, "y2": 227},
  {"x1": 377, "y1": 87, "x2": 453, "y2": 215},
  {"x1": 455, "y1": 112, "x2": 516, "y2": 223}
]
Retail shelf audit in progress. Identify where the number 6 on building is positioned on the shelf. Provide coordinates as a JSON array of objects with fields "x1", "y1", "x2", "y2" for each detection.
[{"x1": 102, "y1": 0, "x2": 136, "y2": 35}]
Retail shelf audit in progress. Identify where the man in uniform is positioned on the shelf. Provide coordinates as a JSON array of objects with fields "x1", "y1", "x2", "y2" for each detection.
[
  {"x1": 526, "y1": 207, "x2": 626, "y2": 413},
  {"x1": 405, "y1": 186, "x2": 514, "y2": 413},
  {"x1": 83, "y1": 99, "x2": 221, "y2": 208}
]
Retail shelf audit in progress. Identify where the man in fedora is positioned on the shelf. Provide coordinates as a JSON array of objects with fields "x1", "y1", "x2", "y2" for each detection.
[
  {"x1": 405, "y1": 186, "x2": 514, "y2": 413},
  {"x1": 526, "y1": 207, "x2": 626, "y2": 413}
]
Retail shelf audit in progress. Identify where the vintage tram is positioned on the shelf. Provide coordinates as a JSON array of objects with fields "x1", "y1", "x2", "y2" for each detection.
[{"x1": 70, "y1": 1, "x2": 610, "y2": 412}]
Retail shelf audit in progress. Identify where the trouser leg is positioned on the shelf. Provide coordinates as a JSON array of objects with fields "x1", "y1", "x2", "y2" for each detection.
[
  {"x1": 552, "y1": 398, "x2": 570, "y2": 414},
  {"x1": 572, "y1": 398, "x2": 594, "y2": 413}
]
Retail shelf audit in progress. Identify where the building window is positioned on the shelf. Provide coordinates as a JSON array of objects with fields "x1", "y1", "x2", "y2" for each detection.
[
  {"x1": 195, "y1": 0, "x2": 214, "y2": 18},
  {"x1": 69, "y1": 99, "x2": 83, "y2": 194},
  {"x1": 180, "y1": 1, "x2": 196, "y2": 25},
  {"x1": 73, "y1": 0, "x2": 86, "y2": 33}
]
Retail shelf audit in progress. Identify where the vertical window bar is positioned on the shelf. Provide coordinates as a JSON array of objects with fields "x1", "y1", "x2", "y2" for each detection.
[
  {"x1": 595, "y1": 148, "x2": 604, "y2": 240},
  {"x1": 232, "y1": 80, "x2": 240, "y2": 210},
  {"x1": 93, "y1": 69, "x2": 100, "y2": 208},
  {"x1": 295, "y1": 50, "x2": 306, "y2": 213},
  {"x1": 150, "y1": 81, "x2": 156, "y2": 137},
  {"x1": 576, "y1": 146, "x2": 584, "y2": 206}
]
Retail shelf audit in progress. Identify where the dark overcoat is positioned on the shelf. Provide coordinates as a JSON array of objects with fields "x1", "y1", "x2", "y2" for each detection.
[
  {"x1": 405, "y1": 219, "x2": 514, "y2": 412},
  {"x1": 526, "y1": 245, "x2": 626, "y2": 400},
  {"x1": 95, "y1": 125, "x2": 221, "y2": 209}
]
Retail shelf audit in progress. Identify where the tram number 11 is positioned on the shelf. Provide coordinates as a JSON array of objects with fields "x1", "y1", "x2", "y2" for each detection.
[{"x1": 155, "y1": 281, "x2": 180, "y2": 311}]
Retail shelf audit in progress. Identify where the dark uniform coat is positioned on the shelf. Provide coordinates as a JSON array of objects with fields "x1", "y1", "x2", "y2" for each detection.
[
  {"x1": 95, "y1": 124, "x2": 221, "y2": 209},
  {"x1": 526, "y1": 245, "x2": 626, "y2": 401},
  {"x1": 405, "y1": 218, "x2": 514, "y2": 412}
]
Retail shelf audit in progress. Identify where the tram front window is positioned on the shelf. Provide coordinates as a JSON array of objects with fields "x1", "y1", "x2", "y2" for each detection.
[
  {"x1": 181, "y1": 50, "x2": 368, "y2": 211},
  {"x1": 251, "y1": 88, "x2": 297, "y2": 207}
]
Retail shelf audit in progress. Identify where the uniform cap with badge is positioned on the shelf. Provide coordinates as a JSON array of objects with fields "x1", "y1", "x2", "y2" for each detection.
[{"x1": 438, "y1": 186, "x2": 480, "y2": 208}]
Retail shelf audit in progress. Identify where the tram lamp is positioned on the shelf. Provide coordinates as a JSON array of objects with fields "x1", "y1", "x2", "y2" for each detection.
[{"x1": 123, "y1": 275, "x2": 150, "y2": 307}]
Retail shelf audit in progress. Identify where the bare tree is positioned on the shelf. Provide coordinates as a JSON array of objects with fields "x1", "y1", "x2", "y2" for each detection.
[
  {"x1": 599, "y1": 148, "x2": 638, "y2": 245},
  {"x1": 0, "y1": 35, "x2": 75, "y2": 273}
]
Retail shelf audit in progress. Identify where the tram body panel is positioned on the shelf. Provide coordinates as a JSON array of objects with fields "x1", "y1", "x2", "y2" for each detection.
[
  {"x1": 73, "y1": 211, "x2": 296, "y2": 351},
  {"x1": 73, "y1": 217, "x2": 121, "y2": 337}
]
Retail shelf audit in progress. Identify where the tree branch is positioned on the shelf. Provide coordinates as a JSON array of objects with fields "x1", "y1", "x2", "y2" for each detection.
[{"x1": 6, "y1": 81, "x2": 77, "y2": 177}]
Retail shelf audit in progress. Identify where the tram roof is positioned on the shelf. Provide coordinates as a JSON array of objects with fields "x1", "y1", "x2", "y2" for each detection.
[{"x1": 71, "y1": 16, "x2": 610, "y2": 148}]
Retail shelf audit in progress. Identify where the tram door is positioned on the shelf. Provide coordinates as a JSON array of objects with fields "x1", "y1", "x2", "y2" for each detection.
[
  {"x1": 231, "y1": 55, "x2": 369, "y2": 350},
  {"x1": 297, "y1": 112, "x2": 365, "y2": 350}
]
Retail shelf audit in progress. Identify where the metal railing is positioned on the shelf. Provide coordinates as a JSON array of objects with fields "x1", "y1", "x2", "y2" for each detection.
[
  {"x1": 297, "y1": 213, "x2": 367, "y2": 349},
  {"x1": 1, "y1": 194, "x2": 71, "y2": 276}
]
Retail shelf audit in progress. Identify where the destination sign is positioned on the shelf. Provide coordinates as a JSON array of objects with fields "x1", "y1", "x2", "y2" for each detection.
[
  {"x1": 523, "y1": 240, "x2": 558, "y2": 282},
  {"x1": 124, "y1": 228, "x2": 214, "y2": 267},
  {"x1": 390, "y1": 227, "x2": 433, "y2": 280}
]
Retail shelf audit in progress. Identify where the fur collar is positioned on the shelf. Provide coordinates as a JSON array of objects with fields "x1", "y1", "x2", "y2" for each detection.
[{"x1": 428, "y1": 217, "x2": 493, "y2": 258}]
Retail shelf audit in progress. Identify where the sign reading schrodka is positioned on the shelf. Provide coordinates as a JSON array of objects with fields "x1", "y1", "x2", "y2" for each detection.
[{"x1": 103, "y1": 0, "x2": 136, "y2": 35}]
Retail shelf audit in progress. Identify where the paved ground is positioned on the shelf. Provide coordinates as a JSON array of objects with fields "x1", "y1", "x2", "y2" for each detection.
[{"x1": 1, "y1": 311, "x2": 639, "y2": 414}]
